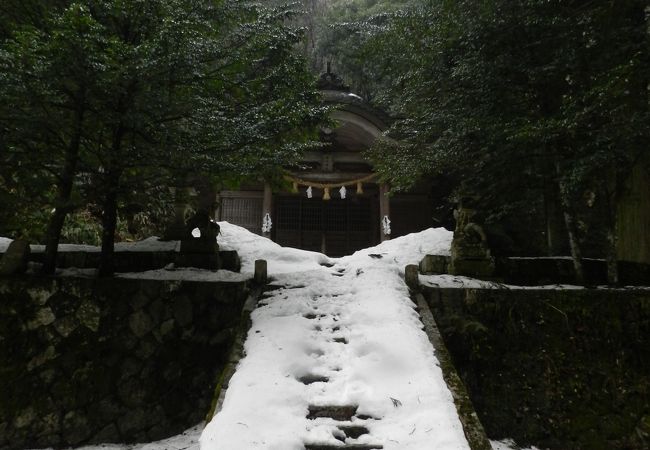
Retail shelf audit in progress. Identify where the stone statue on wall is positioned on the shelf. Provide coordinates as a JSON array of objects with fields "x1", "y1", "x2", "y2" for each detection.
[
  {"x1": 449, "y1": 206, "x2": 496, "y2": 278},
  {"x1": 175, "y1": 209, "x2": 220, "y2": 270},
  {"x1": 180, "y1": 209, "x2": 220, "y2": 254}
]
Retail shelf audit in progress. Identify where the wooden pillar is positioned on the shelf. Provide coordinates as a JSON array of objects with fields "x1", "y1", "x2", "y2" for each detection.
[
  {"x1": 262, "y1": 182, "x2": 273, "y2": 238},
  {"x1": 379, "y1": 183, "x2": 391, "y2": 242}
]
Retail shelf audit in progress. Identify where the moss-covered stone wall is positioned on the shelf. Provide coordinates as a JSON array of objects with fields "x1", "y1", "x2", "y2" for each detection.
[
  {"x1": 423, "y1": 286, "x2": 650, "y2": 450},
  {"x1": 0, "y1": 276, "x2": 248, "y2": 449}
]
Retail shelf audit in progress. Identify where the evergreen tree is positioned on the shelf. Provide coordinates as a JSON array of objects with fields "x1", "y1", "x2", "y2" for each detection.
[
  {"x1": 326, "y1": 0, "x2": 649, "y2": 284},
  {"x1": 0, "y1": 0, "x2": 326, "y2": 275}
]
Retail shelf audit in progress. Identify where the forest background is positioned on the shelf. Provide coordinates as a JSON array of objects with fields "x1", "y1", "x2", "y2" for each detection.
[{"x1": 1, "y1": 0, "x2": 648, "y2": 282}]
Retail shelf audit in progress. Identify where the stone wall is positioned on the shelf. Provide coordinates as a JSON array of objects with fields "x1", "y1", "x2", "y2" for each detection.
[
  {"x1": 423, "y1": 286, "x2": 650, "y2": 450},
  {"x1": 0, "y1": 275, "x2": 249, "y2": 449},
  {"x1": 20, "y1": 249, "x2": 242, "y2": 273},
  {"x1": 419, "y1": 254, "x2": 650, "y2": 286}
]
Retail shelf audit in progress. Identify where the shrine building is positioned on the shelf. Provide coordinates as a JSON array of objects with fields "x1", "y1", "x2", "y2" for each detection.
[{"x1": 217, "y1": 71, "x2": 435, "y2": 257}]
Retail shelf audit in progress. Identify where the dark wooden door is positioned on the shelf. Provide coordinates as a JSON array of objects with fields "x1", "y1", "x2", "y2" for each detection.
[{"x1": 274, "y1": 195, "x2": 378, "y2": 257}]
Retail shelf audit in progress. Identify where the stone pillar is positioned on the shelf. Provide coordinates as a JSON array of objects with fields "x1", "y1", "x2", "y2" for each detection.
[
  {"x1": 405, "y1": 264, "x2": 420, "y2": 290},
  {"x1": 448, "y1": 207, "x2": 496, "y2": 278},
  {"x1": 379, "y1": 183, "x2": 391, "y2": 242},
  {"x1": 262, "y1": 182, "x2": 273, "y2": 239},
  {"x1": 254, "y1": 259, "x2": 268, "y2": 284},
  {"x1": 0, "y1": 239, "x2": 30, "y2": 275}
]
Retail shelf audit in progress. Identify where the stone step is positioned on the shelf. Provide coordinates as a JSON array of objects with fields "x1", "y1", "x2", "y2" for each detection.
[
  {"x1": 337, "y1": 425, "x2": 369, "y2": 439},
  {"x1": 307, "y1": 405, "x2": 358, "y2": 421},
  {"x1": 298, "y1": 374, "x2": 330, "y2": 385},
  {"x1": 304, "y1": 445, "x2": 383, "y2": 450}
]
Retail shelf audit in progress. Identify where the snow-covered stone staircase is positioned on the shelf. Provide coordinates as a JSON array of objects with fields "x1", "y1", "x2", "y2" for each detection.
[
  {"x1": 299, "y1": 279, "x2": 384, "y2": 449},
  {"x1": 202, "y1": 259, "x2": 471, "y2": 449}
]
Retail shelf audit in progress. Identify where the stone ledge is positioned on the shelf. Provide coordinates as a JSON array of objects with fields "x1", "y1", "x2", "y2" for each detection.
[{"x1": 1, "y1": 249, "x2": 241, "y2": 273}]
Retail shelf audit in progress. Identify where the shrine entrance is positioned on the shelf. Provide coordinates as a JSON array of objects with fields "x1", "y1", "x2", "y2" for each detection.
[
  {"x1": 273, "y1": 194, "x2": 379, "y2": 257},
  {"x1": 217, "y1": 70, "x2": 435, "y2": 253}
]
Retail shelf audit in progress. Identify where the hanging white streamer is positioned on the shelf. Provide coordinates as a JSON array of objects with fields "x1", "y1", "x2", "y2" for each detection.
[
  {"x1": 382, "y1": 215, "x2": 391, "y2": 236},
  {"x1": 307, "y1": 186, "x2": 313, "y2": 199},
  {"x1": 262, "y1": 213, "x2": 272, "y2": 233},
  {"x1": 339, "y1": 185, "x2": 347, "y2": 199}
]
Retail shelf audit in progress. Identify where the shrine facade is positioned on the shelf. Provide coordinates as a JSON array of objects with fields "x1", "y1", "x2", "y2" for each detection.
[{"x1": 217, "y1": 71, "x2": 434, "y2": 256}]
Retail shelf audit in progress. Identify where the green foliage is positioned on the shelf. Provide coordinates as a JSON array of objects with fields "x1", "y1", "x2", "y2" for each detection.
[
  {"x1": 60, "y1": 211, "x2": 101, "y2": 245},
  {"x1": 0, "y1": 0, "x2": 327, "y2": 246},
  {"x1": 319, "y1": 0, "x2": 649, "y2": 259}
]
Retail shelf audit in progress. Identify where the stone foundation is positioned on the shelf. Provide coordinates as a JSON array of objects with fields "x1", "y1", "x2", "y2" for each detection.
[
  {"x1": 423, "y1": 285, "x2": 650, "y2": 450},
  {"x1": 0, "y1": 275, "x2": 249, "y2": 449},
  {"x1": 419, "y1": 254, "x2": 650, "y2": 286}
]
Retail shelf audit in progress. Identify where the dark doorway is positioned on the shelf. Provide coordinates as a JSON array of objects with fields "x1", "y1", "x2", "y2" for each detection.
[{"x1": 274, "y1": 195, "x2": 379, "y2": 257}]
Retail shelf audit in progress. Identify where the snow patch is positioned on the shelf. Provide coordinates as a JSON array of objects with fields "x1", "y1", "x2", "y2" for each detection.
[
  {"x1": 217, "y1": 221, "x2": 334, "y2": 275},
  {"x1": 491, "y1": 438, "x2": 541, "y2": 450},
  {"x1": 1, "y1": 236, "x2": 179, "y2": 253},
  {"x1": 420, "y1": 274, "x2": 585, "y2": 290},
  {"x1": 0, "y1": 237, "x2": 12, "y2": 252},
  {"x1": 56, "y1": 424, "x2": 203, "y2": 450}
]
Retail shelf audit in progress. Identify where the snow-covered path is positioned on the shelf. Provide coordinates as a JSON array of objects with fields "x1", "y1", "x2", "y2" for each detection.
[{"x1": 201, "y1": 224, "x2": 470, "y2": 450}]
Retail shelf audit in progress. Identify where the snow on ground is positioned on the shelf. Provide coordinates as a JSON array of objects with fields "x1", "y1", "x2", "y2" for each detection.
[
  {"x1": 345, "y1": 227, "x2": 453, "y2": 269},
  {"x1": 7, "y1": 224, "x2": 554, "y2": 449},
  {"x1": 34, "y1": 424, "x2": 204, "y2": 450},
  {"x1": 217, "y1": 221, "x2": 334, "y2": 275},
  {"x1": 420, "y1": 274, "x2": 585, "y2": 290},
  {"x1": 491, "y1": 438, "x2": 541, "y2": 450},
  {"x1": 217, "y1": 221, "x2": 453, "y2": 276},
  {"x1": 0, "y1": 237, "x2": 12, "y2": 252},
  {"x1": 1, "y1": 236, "x2": 179, "y2": 254},
  {"x1": 202, "y1": 225, "x2": 469, "y2": 450}
]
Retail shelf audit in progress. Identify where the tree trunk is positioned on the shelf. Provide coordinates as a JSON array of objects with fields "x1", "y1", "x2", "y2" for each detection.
[
  {"x1": 605, "y1": 226, "x2": 619, "y2": 286},
  {"x1": 41, "y1": 105, "x2": 85, "y2": 275},
  {"x1": 98, "y1": 181, "x2": 118, "y2": 277},
  {"x1": 555, "y1": 161, "x2": 586, "y2": 285},
  {"x1": 561, "y1": 206, "x2": 586, "y2": 285},
  {"x1": 603, "y1": 174, "x2": 621, "y2": 286},
  {"x1": 543, "y1": 173, "x2": 566, "y2": 256},
  {"x1": 41, "y1": 207, "x2": 70, "y2": 275},
  {"x1": 98, "y1": 125, "x2": 125, "y2": 277}
]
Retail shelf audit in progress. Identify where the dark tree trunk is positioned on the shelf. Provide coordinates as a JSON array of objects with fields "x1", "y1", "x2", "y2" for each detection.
[
  {"x1": 98, "y1": 181, "x2": 118, "y2": 277},
  {"x1": 555, "y1": 161, "x2": 586, "y2": 285},
  {"x1": 603, "y1": 175, "x2": 622, "y2": 286},
  {"x1": 605, "y1": 226, "x2": 619, "y2": 286},
  {"x1": 98, "y1": 125, "x2": 124, "y2": 277},
  {"x1": 41, "y1": 207, "x2": 69, "y2": 275},
  {"x1": 543, "y1": 173, "x2": 566, "y2": 256},
  {"x1": 41, "y1": 105, "x2": 85, "y2": 275},
  {"x1": 561, "y1": 206, "x2": 586, "y2": 285}
]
